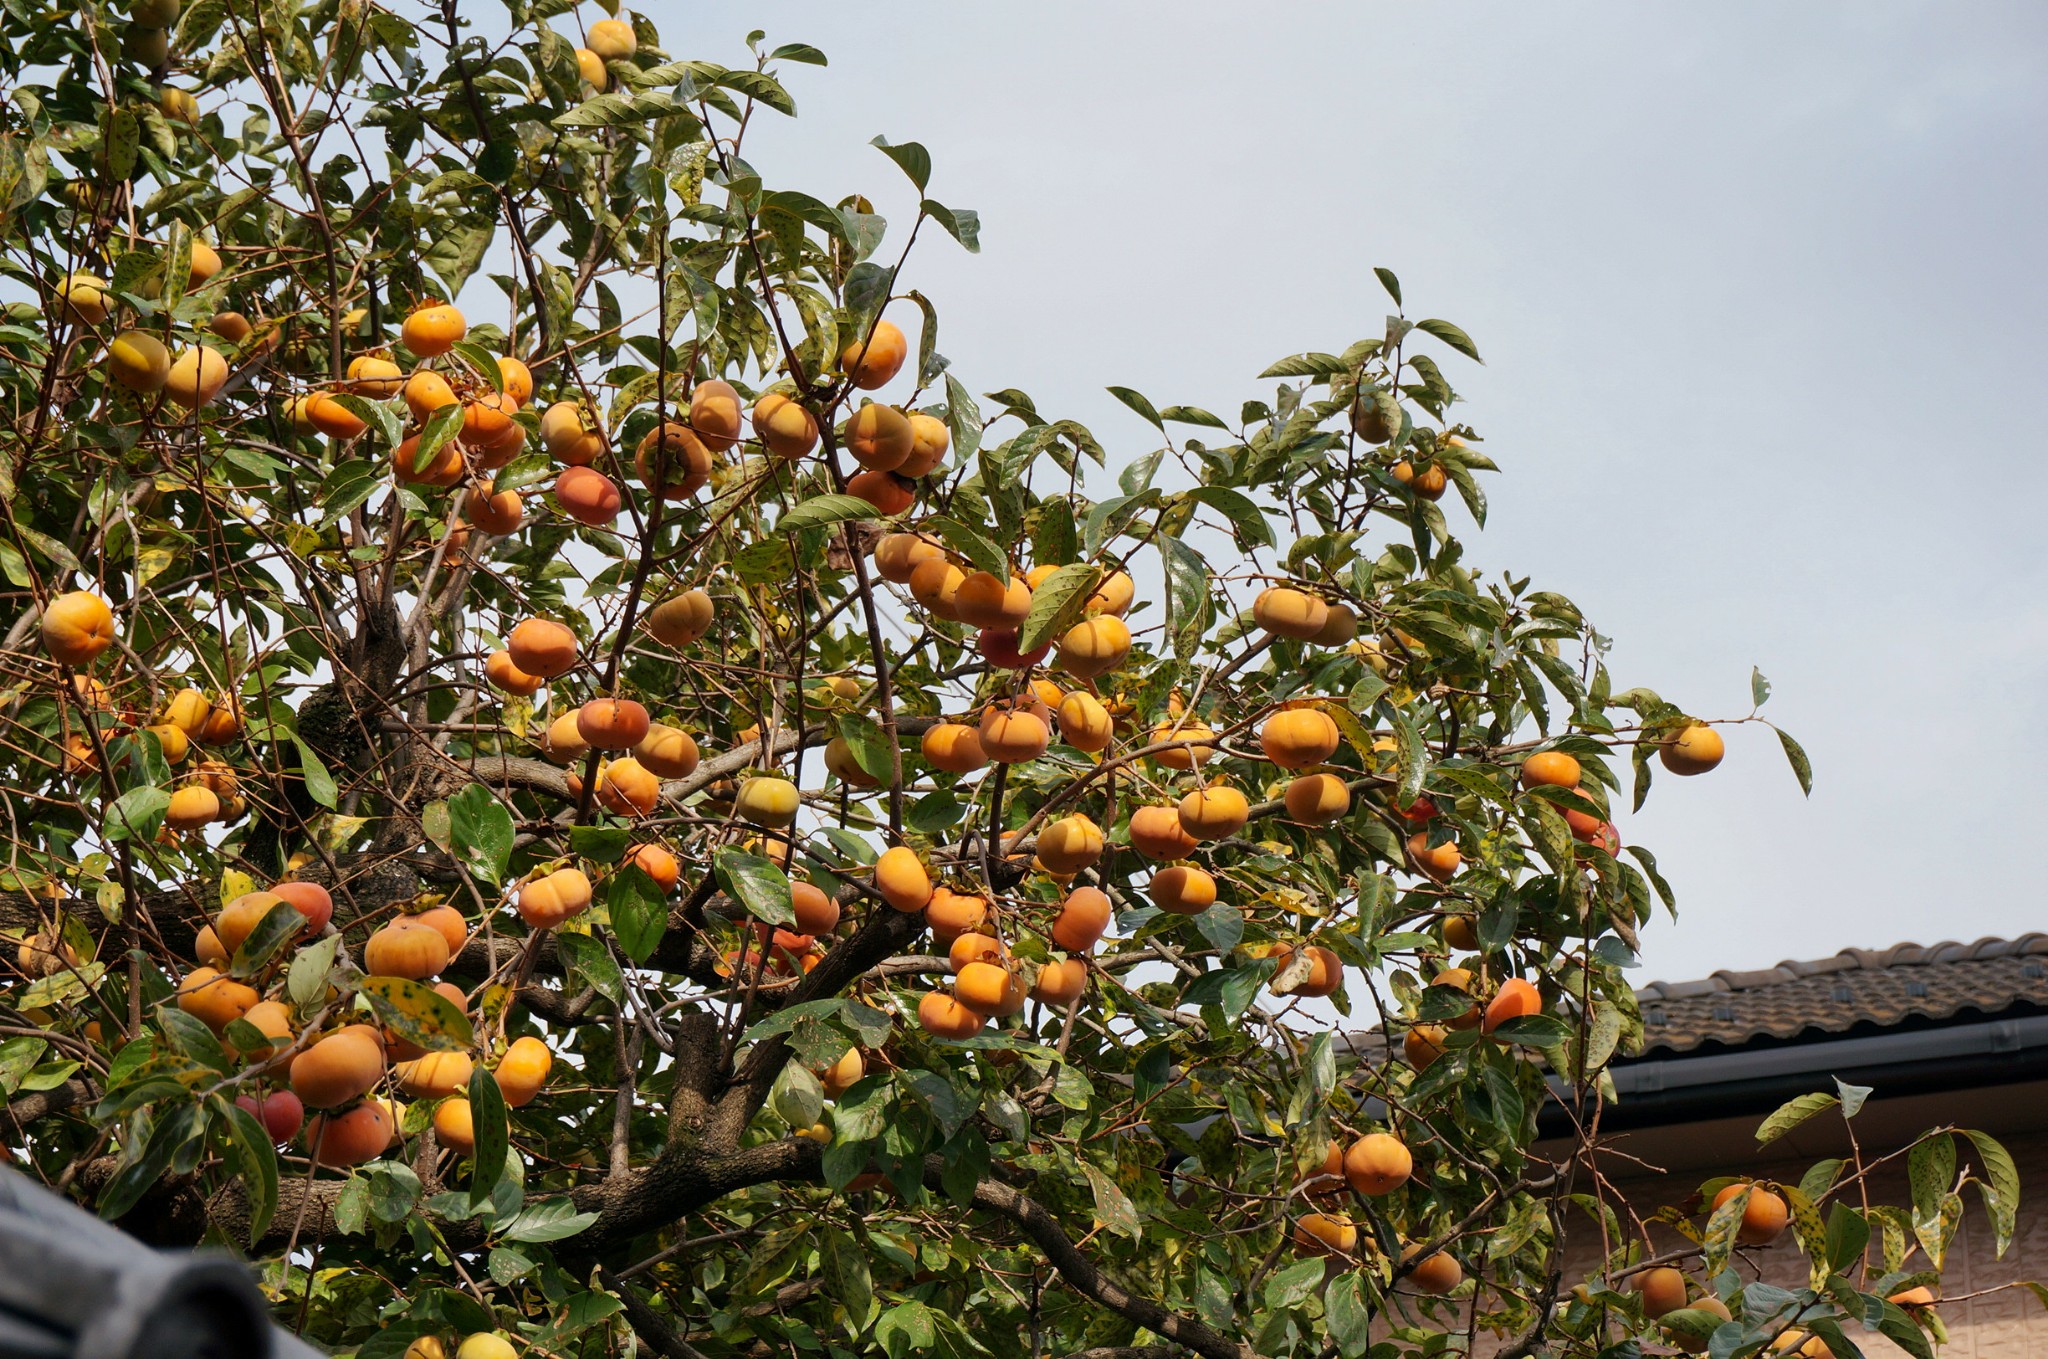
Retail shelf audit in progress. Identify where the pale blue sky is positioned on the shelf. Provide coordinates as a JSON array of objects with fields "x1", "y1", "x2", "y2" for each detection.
[{"x1": 656, "y1": 1, "x2": 2048, "y2": 982}]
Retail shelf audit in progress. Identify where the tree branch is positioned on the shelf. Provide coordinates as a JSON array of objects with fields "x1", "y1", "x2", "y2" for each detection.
[{"x1": 965, "y1": 1178, "x2": 1260, "y2": 1359}]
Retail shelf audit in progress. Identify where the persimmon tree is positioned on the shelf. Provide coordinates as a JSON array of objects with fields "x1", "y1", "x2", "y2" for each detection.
[{"x1": 0, "y1": 4, "x2": 2023, "y2": 1358}]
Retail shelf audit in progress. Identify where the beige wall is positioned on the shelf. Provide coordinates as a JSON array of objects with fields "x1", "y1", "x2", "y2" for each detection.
[{"x1": 1548, "y1": 1079, "x2": 2048, "y2": 1359}]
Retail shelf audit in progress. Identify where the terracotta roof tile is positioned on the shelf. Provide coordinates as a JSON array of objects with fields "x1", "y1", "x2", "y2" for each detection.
[{"x1": 1633, "y1": 934, "x2": 2048, "y2": 1054}]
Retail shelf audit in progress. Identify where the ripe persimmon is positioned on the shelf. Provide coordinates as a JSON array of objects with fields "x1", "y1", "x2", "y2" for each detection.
[
  {"x1": 844, "y1": 403, "x2": 913, "y2": 470},
  {"x1": 792, "y1": 880, "x2": 841, "y2": 934},
  {"x1": 1260, "y1": 708, "x2": 1340, "y2": 769},
  {"x1": 1284, "y1": 773, "x2": 1350, "y2": 823},
  {"x1": 752, "y1": 391, "x2": 820, "y2": 458},
  {"x1": 1130, "y1": 805, "x2": 1199, "y2": 861},
  {"x1": 955, "y1": 572, "x2": 1032, "y2": 628},
  {"x1": 925, "y1": 887, "x2": 988, "y2": 942},
  {"x1": 307, "y1": 1101, "x2": 394, "y2": 1167},
  {"x1": 1056, "y1": 615, "x2": 1131, "y2": 679},
  {"x1": 1407, "y1": 832, "x2": 1462, "y2": 880},
  {"x1": 577, "y1": 697, "x2": 650, "y2": 750},
  {"x1": 401, "y1": 303, "x2": 466, "y2": 357},
  {"x1": 484, "y1": 650, "x2": 541, "y2": 696},
  {"x1": 39, "y1": 590, "x2": 115, "y2": 666},
  {"x1": 494, "y1": 1036, "x2": 552, "y2": 1106},
  {"x1": 841, "y1": 319, "x2": 907, "y2": 389},
  {"x1": 555, "y1": 464, "x2": 622, "y2": 524},
  {"x1": 597, "y1": 757, "x2": 661, "y2": 816},
  {"x1": 1049, "y1": 886, "x2": 1112, "y2": 952},
  {"x1": 1252, "y1": 586, "x2": 1329, "y2": 641},
  {"x1": 634, "y1": 723, "x2": 700, "y2": 778},
  {"x1": 635, "y1": 421, "x2": 714, "y2": 498},
  {"x1": 1032, "y1": 957, "x2": 1088, "y2": 1005},
  {"x1": 1660, "y1": 724, "x2": 1725, "y2": 776},
  {"x1": 688, "y1": 379, "x2": 743, "y2": 451},
  {"x1": 1143, "y1": 865, "x2": 1214, "y2": 918},
  {"x1": 541, "y1": 400, "x2": 605, "y2": 464},
  {"x1": 518, "y1": 868, "x2": 593, "y2": 929},
  {"x1": 1033, "y1": 815, "x2": 1104, "y2": 877},
  {"x1": 908, "y1": 557, "x2": 967, "y2": 618},
  {"x1": 1403, "y1": 1245, "x2": 1463, "y2": 1294},
  {"x1": 1710, "y1": 1182, "x2": 1789, "y2": 1245},
  {"x1": 917, "y1": 989, "x2": 985, "y2": 1040},
  {"x1": 646, "y1": 589, "x2": 714, "y2": 647},
  {"x1": 1292, "y1": 1212, "x2": 1358, "y2": 1257},
  {"x1": 362, "y1": 919, "x2": 450, "y2": 980},
  {"x1": 1178, "y1": 784, "x2": 1249, "y2": 841},
  {"x1": 978, "y1": 705, "x2": 1048, "y2": 764},
  {"x1": 290, "y1": 1028, "x2": 386, "y2": 1108},
  {"x1": 875, "y1": 847, "x2": 933, "y2": 912},
  {"x1": 1519, "y1": 750, "x2": 1581, "y2": 790},
  {"x1": 900, "y1": 412, "x2": 950, "y2": 477},
  {"x1": 846, "y1": 469, "x2": 915, "y2": 515},
  {"x1": 1344, "y1": 1132, "x2": 1413, "y2": 1195},
  {"x1": 1482, "y1": 977, "x2": 1541, "y2": 1034},
  {"x1": 506, "y1": 618, "x2": 579, "y2": 678}
]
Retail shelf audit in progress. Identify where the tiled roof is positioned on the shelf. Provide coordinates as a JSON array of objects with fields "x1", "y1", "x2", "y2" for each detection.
[{"x1": 1633, "y1": 935, "x2": 2048, "y2": 1055}]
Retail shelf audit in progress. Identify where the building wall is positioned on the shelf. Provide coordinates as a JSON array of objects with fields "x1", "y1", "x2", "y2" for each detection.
[{"x1": 1550, "y1": 1079, "x2": 2048, "y2": 1359}]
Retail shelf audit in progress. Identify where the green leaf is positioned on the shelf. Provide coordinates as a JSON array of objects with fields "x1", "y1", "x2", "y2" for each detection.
[
  {"x1": 1106, "y1": 385, "x2": 1163, "y2": 430},
  {"x1": 290, "y1": 735, "x2": 338, "y2": 809},
  {"x1": 1080, "y1": 1163, "x2": 1139, "y2": 1239},
  {"x1": 328, "y1": 394, "x2": 403, "y2": 449},
  {"x1": 1016, "y1": 562, "x2": 1100, "y2": 653},
  {"x1": 781, "y1": 493, "x2": 879, "y2": 531},
  {"x1": 1825, "y1": 1201, "x2": 1871, "y2": 1274},
  {"x1": 1186, "y1": 485, "x2": 1275, "y2": 549},
  {"x1": 1257, "y1": 351, "x2": 1347, "y2": 380},
  {"x1": 1414, "y1": 318, "x2": 1482, "y2": 362},
  {"x1": 870, "y1": 136, "x2": 930, "y2": 191},
  {"x1": 1489, "y1": 1013, "x2": 1571, "y2": 1047},
  {"x1": 1835, "y1": 1078, "x2": 1872, "y2": 1118},
  {"x1": 1908, "y1": 1133, "x2": 1956, "y2": 1266},
  {"x1": 447, "y1": 784, "x2": 514, "y2": 887},
  {"x1": 1264, "y1": 1257, "x2": 1325, "y2": 1311},
  {"x1": 606, "y1": 864, "x2": 668, "y2": 964},
  {"x1": 1962, "y1": 1128, "x2": 2020, "y2": 1256},
  {"x1": 1159, "y1": 405, "x2": 1230, "y2": 430},
  {"x1": 569, "y1": 824, "x2": 632, "y2": 864},
  {"x1": 1751, "y1": 666, "x2": 1772, "y2": 708},
  {"x1": 319, "y1": 458, "x2": 382, "y2": 524},
  {"x1": 105, "y1": 786, "x2": 170, "y2": 842},
  {"x1": 359, "y1": 976, "x2": 474, "y2": 1053},
  {"x1": 218, "y1": 1099, "x2": 278, "y2": 1245},
  {"x1": 715, "y1": 848, "x2": 793, "y2": 926},
  {"x1": 944, "y1": 374, "x2": 982, "y2": 462},
  {"x1": 823, "y1": 1227, "x2": 872, "y2": 1323},
  {"x1": 228, "y1": 897, "x2": 306, "y2": 978},
  {"x1": 771, "y1": 1061, "x2": 824, "y2": 1130},
  {"x1": 768, "y1": 42, "x2": 828, "y2": 66},
  {"x1": 1775, "y1": 724, "x2": 1814, "y2": 796},
  {"x1": 1755, "y1": 1091, "x2": 1838, "y2": 1147},
  {"x1": 412, "y1": 399, "x2": 466, "y2": 473},
  {"x1": 922, "y1": 514, "x2": 1006, "y2": 579},
  {"x1": 502, "y1": 1197, "x2": 599, "y2": 1242},
  {"x1": 905, "y1": 791, "x2": 962, "y2": 835},
  {"x1": 920, "y1": 198, "x2": 979, "y2": 252},
  {"x1": 466, "y1": 1060, "x2": 508, "y2": 1206},
  {"x1": 1374, "y1": 267, "x2": 1402, "y2": 307},
  {"x1": 1326, "y1": 1270, "x2": 1373, "y2": 1358},
  {"x1": 288, "y1": 933, "x2": 341, "y2": 1008}
]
